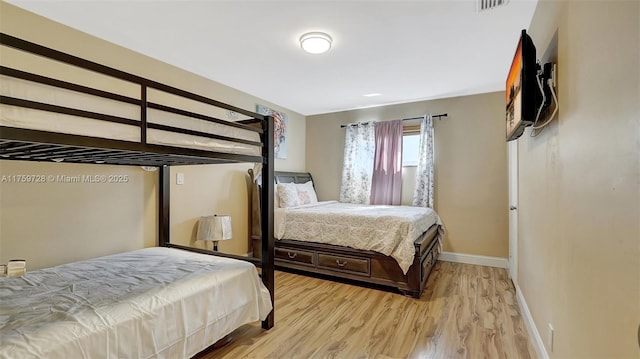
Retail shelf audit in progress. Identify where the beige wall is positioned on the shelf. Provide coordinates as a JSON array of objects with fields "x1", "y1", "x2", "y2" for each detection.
[
  {"x1": 306, "y1": 92, "x2": 509, "y2": 258},
  {"x1": 0, "y1": 161, "x2": 157, "y2": 270},
  {"x1": 521, "y1": 1, "x2": 640, "y2": 357},
  {"x1": 0, "y1": 2, "x2": 305, "y2": 268},
  {"x1": 168, "y1": 164, "x2": 252, "y2": 254}
]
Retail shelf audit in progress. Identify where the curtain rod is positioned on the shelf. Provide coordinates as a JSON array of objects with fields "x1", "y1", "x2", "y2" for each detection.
[{"x1": 340, "y1": 113, "x2": 447, "y2": 128}]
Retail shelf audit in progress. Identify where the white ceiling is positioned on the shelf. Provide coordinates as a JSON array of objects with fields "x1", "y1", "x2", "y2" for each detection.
[{"x1": 7, "y1": 0, "x2": 538, "y2": 116}]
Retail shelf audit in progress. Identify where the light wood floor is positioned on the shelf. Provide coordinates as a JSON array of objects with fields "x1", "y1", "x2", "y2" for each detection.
[{"x1": 196, "y1": 261, "x2": 537, "y2": 359}]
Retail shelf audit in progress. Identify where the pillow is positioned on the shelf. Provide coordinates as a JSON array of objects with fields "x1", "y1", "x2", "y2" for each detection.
[
  {"x1": 273, "y1": 180, "x2": 280, "y2": 208},
  {"x1": 277, "y1": 183, "x2": 300, "y2": 208},
  {"x1": 295, "y1": 181, "x2": 318, "y2": 205}
]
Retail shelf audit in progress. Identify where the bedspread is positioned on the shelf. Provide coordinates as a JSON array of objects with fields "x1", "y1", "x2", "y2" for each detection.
[
  {"x1": 275, "y1": 201, "x2": 442, "y2": 273},
  {"x1": 0, "y1": 247, "x2": 272, "y2": 359}
]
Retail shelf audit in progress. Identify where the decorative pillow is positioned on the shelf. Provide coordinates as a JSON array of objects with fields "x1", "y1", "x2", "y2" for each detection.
[
  {"x1": 297, "y1": 188, "x2": 311, "y2": 205},
  {"x1": 277, "y1": 183, "x2": 300, "y2": 208},
  {"x1": 295, "y1": 181, "x2": 318, "y2": 205}
]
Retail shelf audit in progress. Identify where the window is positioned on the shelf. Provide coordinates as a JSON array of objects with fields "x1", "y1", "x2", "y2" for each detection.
[{"x1": 402, "y1": 134, "x2": 420, "y2": 167}]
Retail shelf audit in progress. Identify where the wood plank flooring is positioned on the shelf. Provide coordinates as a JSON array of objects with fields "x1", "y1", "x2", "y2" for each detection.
[{"x1": 195, "y1": 261, "x2": 537, "y2": 359}]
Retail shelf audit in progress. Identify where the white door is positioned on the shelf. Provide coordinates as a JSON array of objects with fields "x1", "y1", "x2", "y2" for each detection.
[{"x1": 508, "y1": 140, "x2": 519, "y2": 285}]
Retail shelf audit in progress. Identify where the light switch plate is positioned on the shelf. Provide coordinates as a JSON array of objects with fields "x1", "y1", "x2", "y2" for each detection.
[{"x1": 176, "y1": 172, "x2": 185, "y2": 185}]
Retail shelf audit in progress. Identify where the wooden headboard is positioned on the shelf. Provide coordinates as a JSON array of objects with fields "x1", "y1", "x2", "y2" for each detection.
[
  {"x1": 274, "y1": 171, "x2": 314, "y2": 185},
  {"x1": 248, "y1": 171, "x2": 314, "y2": 258}
]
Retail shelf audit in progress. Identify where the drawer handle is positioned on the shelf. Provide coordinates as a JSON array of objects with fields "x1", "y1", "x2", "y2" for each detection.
[
  {"x1": 335, "y1": 259, "x2": 347, "y2": 267},
  {"x1": 287, "y1": 252, "x2": 297, "y2": 259}
]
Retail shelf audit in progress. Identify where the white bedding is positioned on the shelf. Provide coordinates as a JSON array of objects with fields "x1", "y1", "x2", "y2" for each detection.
[
  {"x1": 0, "y1": 247, "x2": 272, "y2": 359},
  {"x1": 275, "y1": 201, "x2": 443, "y2": 274}
]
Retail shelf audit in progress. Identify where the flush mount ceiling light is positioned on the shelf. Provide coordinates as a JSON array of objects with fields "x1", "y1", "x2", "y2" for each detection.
[{"x1": 300, "y1": 32, "x2": 332, "y2": 54}]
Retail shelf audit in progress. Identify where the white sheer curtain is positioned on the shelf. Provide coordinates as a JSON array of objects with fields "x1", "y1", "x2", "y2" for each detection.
[
  {"x1": 340, "y1": 122, "x2": 375, "y2": 204},
  {"x1": 413, "y1": 115, "x2": 435, "y2": 208}
]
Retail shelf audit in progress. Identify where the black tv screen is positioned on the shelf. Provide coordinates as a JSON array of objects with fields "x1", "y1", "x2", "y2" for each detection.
[{"x1": 506, "y1": 30, "x2": 539, "y2": 141}]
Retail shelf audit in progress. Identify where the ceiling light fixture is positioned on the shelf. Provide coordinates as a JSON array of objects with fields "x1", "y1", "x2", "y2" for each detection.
[{"x1": 300, "y1": 32, "x2": 332, "y2": 54}]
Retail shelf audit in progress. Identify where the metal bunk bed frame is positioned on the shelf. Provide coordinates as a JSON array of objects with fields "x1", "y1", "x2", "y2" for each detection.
[{"x1": 0, "y1": 33, "x2": 275, "y2": 329}]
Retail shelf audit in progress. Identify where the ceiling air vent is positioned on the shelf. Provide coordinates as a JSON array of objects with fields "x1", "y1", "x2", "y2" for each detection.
[{"x1": 477, "y1": 0, "x2": 509, "y2": 12}]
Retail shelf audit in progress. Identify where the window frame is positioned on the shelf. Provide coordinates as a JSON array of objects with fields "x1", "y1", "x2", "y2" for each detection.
[{"x1": 402, "y1": 125, "x2": 421, "y2": 167}]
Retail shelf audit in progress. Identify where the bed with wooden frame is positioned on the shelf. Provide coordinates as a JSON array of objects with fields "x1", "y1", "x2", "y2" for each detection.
[
  {"x1": 0, "y1": 33, "x2": 275, "y2": 358},
  {"x1": 249, "y1": 171, "x2": 442, "y2": 298}
]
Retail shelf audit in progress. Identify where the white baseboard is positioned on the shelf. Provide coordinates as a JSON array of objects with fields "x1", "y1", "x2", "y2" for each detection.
[
  {"x1": 438, "y1": 251, "x2": 508, "y2": 268},
  {"x1": 515, "y1": 283, "x2": 549, "y2": 359}
]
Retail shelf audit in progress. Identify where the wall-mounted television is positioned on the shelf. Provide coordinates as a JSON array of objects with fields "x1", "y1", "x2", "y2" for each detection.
[{"x1": 506, "y1": 29, "x2": 541, "y2": 141}]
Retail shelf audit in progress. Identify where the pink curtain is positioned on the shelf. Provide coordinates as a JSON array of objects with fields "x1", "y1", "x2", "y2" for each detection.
[{"x1": 370, "y1": 120, "x2": 403, "y2": 205}]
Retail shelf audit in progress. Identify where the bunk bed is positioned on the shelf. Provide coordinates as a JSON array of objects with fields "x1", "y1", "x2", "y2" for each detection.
[
  {"x1": 249, "y1": 171, "x2": 443, "y2": 298},
  {"x1": 0, "y1": 33, "x2": 275, "y2": 358}
]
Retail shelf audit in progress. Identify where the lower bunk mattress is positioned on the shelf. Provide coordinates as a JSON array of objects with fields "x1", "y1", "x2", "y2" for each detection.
[{"x1": 0, "y1": 247, "x2": 272, "y2": 359}]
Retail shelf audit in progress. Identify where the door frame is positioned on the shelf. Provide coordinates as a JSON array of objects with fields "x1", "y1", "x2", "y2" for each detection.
[{"x1": 508, "y1": 140, "x2": 519, "y2": 285}]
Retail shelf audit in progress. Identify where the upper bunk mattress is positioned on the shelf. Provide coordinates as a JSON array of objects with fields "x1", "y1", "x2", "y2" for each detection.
[
  {"x1": 274, "y1": 201, "x2": 443, "y2": 274},
  {"x1": 0, "y1": 73, "x2": 262, "y2": 156},
  {"x1": 0, "y1": 247, "x2": 272, "y2": 359},
  {"x1": 0, "y1": 103, "x2": 262, "y2": 156}
]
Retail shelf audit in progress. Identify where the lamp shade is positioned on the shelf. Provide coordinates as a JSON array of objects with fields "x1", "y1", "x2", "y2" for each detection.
[{"x1": 197, "y1": 215, "x2": 232, "y2": 242}]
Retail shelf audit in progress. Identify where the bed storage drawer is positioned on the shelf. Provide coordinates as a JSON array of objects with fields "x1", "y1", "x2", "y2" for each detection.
[
  {"x1": 275, "y1": 248, "x2": 315, "y2": 266},
  {"x1": 421, "y1": 251, "x2": 434, "y2": 276},
  {"x1": 421, "y1": 240, "x2": 439, "y2": 280},
  {"x1": 317, "y1": 253, "x2": 370, "y2": 276}
]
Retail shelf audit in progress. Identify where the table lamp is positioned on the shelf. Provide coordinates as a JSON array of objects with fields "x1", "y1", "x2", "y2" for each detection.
[{"x1": 197, "y1": 215, "x2": 232, "y2": 251}]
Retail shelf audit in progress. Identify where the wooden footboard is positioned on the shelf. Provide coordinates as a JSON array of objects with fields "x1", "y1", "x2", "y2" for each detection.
[{"x1": 274, "y1": 223, "x2": 440, "y2": 298}]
